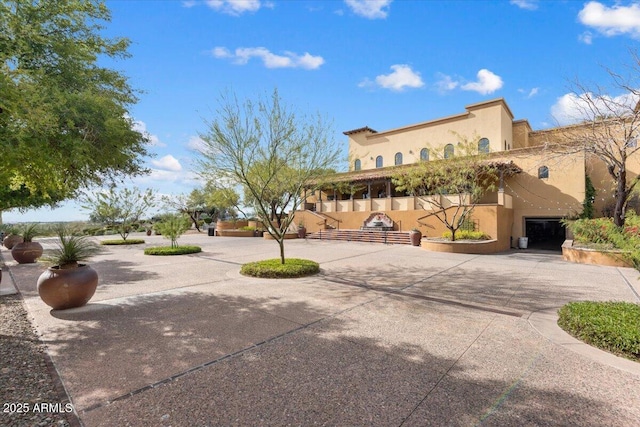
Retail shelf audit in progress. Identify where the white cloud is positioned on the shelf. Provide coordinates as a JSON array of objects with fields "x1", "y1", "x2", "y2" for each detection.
[
  {"x1": 187, "y1": 135, "x2": 207, "y2": 152},
  {"x1": 550, "y1": 91, "x2": 640, "y2": 125},
  {"x1": 152, "y1": 155, "x2": 182, "y2": 172},
  {"x1": 510, "y1": 0, "x2": 538, "y2": 11},
  {"x1": 578, "y1": 1, "x2": 640, "y2": 39},
  {"x1": 460, "y1": 69, "x2": 503, "y2": 95},
  {"x1": 212, "y1": 46, "x2": 324, "y2": 69},
  {"x1": 344, "y1": 0, "x2": 392, "y2": 19},
  {"x1": 367, "y1": 64, "x2": 424, "y2": 92},
  {"x1": 435, "y1": 73, "x2": 459, "y2": 92},
  {"x1": 132, "y1": 119, "x2": 165, "y2": 147},
  {"x1": 579, "y1": 31, "x2": 594, "y2": 44},
  {"x1": 518, "y1": 87, "x2": 539, "y2": 98},
  {"x1": 182, "y1": 0, "x2": 197, "y2": 7},
  {"x1": 204, "y1": 0, "x2": 272, "y2": 16}
]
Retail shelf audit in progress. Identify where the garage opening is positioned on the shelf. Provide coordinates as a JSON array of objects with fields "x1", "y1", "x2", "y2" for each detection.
[{"x1": 524, "y1": 217, "x2": 566, "y2": 251}]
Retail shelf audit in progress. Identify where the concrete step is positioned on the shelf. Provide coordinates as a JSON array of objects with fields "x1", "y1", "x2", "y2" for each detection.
[{"x1": 306, "y1": 229, "x2": 412, "y2": 245}]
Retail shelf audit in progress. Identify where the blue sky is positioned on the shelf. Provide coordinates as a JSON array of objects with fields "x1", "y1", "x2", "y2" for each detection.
[{"x1": 5, "y1": 0, "x2": 640, "y2": 223}]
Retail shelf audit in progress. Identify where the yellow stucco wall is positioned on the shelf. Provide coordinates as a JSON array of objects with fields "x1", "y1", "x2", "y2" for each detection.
[
  {"x1": 302, "y1": 98, "x2": 640, "y2": 252},
  {"x1": 348, "y1": 99, "x2": 514, "y2": 171},
  {"x1": 294, "y1": 204, "x2": 512, "y2": 251}
]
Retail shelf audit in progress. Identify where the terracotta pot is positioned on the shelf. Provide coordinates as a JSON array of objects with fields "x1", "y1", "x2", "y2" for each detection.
[
  {"x1": 11, "y1": 241, "x2": 43, "y2": 263},
  {"x1": 410, "y1": 230, "x2": 422, "y2": 246},
  {"x1": 37, "y1": 265, "x2": 99, "y2": 310},
  {"x1": 3, "y1": 234, "x2": 23, "y2": 249},
  {"x1": 298, "y1": 227, "x2": 307, "y2": 238}
]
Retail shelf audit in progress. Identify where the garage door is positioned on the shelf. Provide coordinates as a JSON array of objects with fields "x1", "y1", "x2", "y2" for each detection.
[{"x1": 524, "y1": 218, "x2": 566, "y2": 251}]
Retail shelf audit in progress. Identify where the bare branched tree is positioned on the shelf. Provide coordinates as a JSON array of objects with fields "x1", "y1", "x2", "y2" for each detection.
[
  {"x1": 196, "y1": 89, "x2": 341, "y2": 263},
  {"x1": 392, "y1": 138, "x2": 502, "y2": 241},
  {"x1": 549, "y1": 51, "x2": 640, "y2": 227}
]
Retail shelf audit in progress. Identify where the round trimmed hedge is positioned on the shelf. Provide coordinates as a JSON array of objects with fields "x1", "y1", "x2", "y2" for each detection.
[
  {"x1": 144, "y1": 245, "x2": 202, "y2": 256},
  {"x1": 101, "y1": 239, "x2": 146, "y2": 245},
  {"x1": 240, "y1": 258, "x2": 319, "y2": 278}
]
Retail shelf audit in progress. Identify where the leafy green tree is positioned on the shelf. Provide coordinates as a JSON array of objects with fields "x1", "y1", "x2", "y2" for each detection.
[
  {"x1": 154, "y1": 214, "x2": 191, "y2": 248},
  {"x1": 82, "y1": 187, "x2": 156, "y2": 241},
  {"x1": 162, "y1": 189, "x2": 207, "y2": 232},
  {"x1": 196, "y1": 89, "x2": 341, "y2": 263},
  {"x1": 163, "y1": 184, "x2": 242, "y2": 231},
  {"x1": 0, "y1": 0, "x2": 149, "y2": 217},
  {"x1": 393, "y1": 139, "x2": 500, "y2": 241},
  {"x1": 204, "y1": 184, "x2": 241, "y2": 220}
]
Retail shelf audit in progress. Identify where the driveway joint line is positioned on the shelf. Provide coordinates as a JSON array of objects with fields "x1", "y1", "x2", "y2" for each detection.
[
  {"x1": 320, "y1": 273, "x2": 523, "y2": 318},
  {"x1": 617, "y1": 267, "x2": 640, "y2": 301},
  {"x1": 398, "y1": 317, "x2": 498, "y2": 427},
  {"x1": 79, "y1": 288, "x2": 389, "y2": 415}
]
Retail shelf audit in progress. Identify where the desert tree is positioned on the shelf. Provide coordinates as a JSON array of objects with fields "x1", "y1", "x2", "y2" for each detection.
[
  {"x1": 162, "y1": 185, "x2": 242, "y2": 231},
  {"x1": 153, "y1": 213, "x2": 191, "y2": 248},
  {"x1": 196, "y1": 89, "x2": 341, "y2": 263},
  {"x1": 82, "y1": 186, "x2": 156, "y2": 241},
  {"x1": 162, "y1": 189, "x2": 208, "y2": 232},
  {"x1": 393, "y1": 138, "x2": 504, "y2": 241},
  {"x1": 548, "y1": 51, "x2": 640, "y2": 227}
]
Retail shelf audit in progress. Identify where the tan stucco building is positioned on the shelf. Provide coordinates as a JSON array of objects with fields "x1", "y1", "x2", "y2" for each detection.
[{"x1": 295, "y1": 98, "x2": 637, "y2": 251}]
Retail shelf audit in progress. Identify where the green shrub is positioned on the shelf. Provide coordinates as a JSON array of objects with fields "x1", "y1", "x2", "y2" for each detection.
[
  {"x1": 101, "y1": 239, "x2": 146, "y2": 245},
  {"x1": 240, "y1": 258, "x2": 320, "y2": 278},
  {"x1": 564, "y1": 212, "x2": 640, "y2": 269},
  {"x1": 144, "y1": 245, "x2": 202, "y2": 255},
  {"x1": 240, "y1": 226, "x2": 256, "y2": 231},
  {"x1": 442, "y1": 230, "x2": 490, "y2": 240},
  {"x1": 558, "y1": 301, "x2": 640, "y2": 361}
]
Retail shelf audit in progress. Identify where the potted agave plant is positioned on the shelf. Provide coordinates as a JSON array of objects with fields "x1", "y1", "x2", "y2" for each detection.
[
  {"x1": 37, "y1": 226, "x2": 103, "y2": 310},
  {"x1": 11, "y1": 223, "x2": 43, "y2": 263},
  {"x1": 3, "y1": 226, "x2": 23, "y2": 250}
]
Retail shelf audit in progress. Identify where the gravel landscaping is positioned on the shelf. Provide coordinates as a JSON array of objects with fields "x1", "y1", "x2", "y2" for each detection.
[{"x1": 0, "y1": 295, "x2": 75, "y2": 427}]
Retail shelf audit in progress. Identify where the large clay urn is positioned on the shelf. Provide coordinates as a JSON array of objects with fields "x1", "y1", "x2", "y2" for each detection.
[
  {"x1": 410, "y1": 230, "x2": 422, "y2": 246},
  {"x1": 11, "y1": 241, "x2": 44, "y2": 263},
  {"x1": 3, "y1": 234, "x2": 23, "y2": 249},
  {"x1": 37, "y1": 265, "x2": 99, "y2": 310}
]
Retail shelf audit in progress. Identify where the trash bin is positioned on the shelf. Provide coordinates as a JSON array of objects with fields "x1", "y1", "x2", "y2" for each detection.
[
  {"x1": 208, "y1": 226, "x2": 215, "y2": 236},
  {"x1": 518, "y1": 237, "x2": 528, "y2": 249}
]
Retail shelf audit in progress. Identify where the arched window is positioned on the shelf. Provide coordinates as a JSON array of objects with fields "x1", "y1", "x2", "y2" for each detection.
[
  {"x1": 478, "y1": 138, "x2": 490, "y2": 154},
  {"x1": 444, "y1": 143, "x2": 455, "y2": 159},
  {"x1": 375, "y1": 155, "x2": 383, "y2": 168},
  {"x1": 420, "y1": 148, "x2": 429, "y2": 161},
  {"x1": 538, "y1": 166, "x2": 549, "y2": 179},
  {"x1": 354, "y1": 159, "x2": 361, "y2": 171},
  {"x1": 394, "y1": 152, "x2": 403, "y2": 165}
]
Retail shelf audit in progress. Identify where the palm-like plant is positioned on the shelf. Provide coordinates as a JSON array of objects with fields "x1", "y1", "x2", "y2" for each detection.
[
  {"x1": 19, "y1": 223, "x2": 40, "y2": 242},
  {"x1": 46, "y1": 226, "x2": 103, "y2": 269}
]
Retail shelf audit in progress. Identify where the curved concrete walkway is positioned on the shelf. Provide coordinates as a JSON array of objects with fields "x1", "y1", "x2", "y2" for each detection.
[{"x1": 2, "y1": 234, "x2": 640, "y2": 426}]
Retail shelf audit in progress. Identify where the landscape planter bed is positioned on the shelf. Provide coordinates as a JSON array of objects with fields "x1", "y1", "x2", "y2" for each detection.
[
  {"x1": 263, "y1": 233, "x2": 298, "y2": 240},
  {"x1": 421, "y1": 238, "x2": 501, "y2": 254},
  {"x1": 217, "y1": 230, "x2": 255, "y2": 237},
  {"x1": 561, "y1": 240, "x2": 632, "y2": 268}
]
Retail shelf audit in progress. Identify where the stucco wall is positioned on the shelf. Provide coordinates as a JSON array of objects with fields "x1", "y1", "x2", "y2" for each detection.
[
  {"x1": 294, "y1": 204, "x2": 511, "y2": 250},
  {"x1": 493, "y1": 148, "x2": 585, "y2": 238},
  {"x1": 348, "y1": 99, "x2": 514, "y2": 172}
]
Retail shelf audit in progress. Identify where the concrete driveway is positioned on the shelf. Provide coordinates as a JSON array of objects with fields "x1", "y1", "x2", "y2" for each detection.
[{"x1": 4, "y1": 234, "x2": 640, "y2": 426}]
